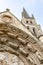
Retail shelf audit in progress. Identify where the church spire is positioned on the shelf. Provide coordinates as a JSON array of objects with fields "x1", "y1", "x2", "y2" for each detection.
[
  {"x1": 32, "y1": 14, "x2": 35, "y2": 19},
  {"x1": 22, "y1": 8, "x2": 30, "y2": 18}
]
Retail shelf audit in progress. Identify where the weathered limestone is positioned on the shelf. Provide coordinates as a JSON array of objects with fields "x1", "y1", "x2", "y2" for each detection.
[
  {"x1": 19, "y1": 45, "x2": 28, "y2": 56},
  {"x1": 17, "y1": 37, "x2": 26, "y2": 44},
  {"x1": 0, "y1": 8, "x2": 43, "y2": 65},
  {"x1": 39, "y1": 36, "x2": 43, "y2": 43},
  {"x1": 36, "y1": 51, "x2": 43, "y2": 63},
  {"x1": 27, "y1": 43, "x2": 37, "y2": 53}
]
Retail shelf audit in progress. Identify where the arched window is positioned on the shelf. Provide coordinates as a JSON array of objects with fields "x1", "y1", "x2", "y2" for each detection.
[
  {"x1": 33, "y1": 28, "x2": 35, "y2": 33},
  {"x1": 26, "y1": 21, "x2": 28, "y2": 24},
  {"x1": 33, "y1": 28, "x2": 36, "y2": 36},
  {"x1": 30, "y1": 21, "x2": 32, "y2": 24},
  {"x1": 27, "y1": 26, "x2": 29, "y2": 29}
]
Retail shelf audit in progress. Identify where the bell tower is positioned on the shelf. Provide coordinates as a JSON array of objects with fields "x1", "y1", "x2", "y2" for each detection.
[
  {"x1": 21, "y1": 8, "x2": 43, "y2": 43},
  {"x1": 21, "y1": 8, "x2": 38, "y2": 34}
]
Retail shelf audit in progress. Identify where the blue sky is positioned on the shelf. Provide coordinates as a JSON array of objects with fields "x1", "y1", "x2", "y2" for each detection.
[{"x1": 0, "y1": 0, "x2": 43, "y2": 30}]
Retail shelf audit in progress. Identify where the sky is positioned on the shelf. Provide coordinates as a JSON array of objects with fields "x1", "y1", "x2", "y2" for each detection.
[{"x1": 0, "y1": 0, "x2": 43, "y2": 30}]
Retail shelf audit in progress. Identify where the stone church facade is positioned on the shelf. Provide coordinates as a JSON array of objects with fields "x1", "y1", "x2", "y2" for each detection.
[{"x1": 0, "y1": 8, "x2": 43, "y2": 65}]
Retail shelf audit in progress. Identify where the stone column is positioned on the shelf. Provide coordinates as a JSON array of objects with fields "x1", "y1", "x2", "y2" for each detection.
[
  {"x1": 34, "y1": 28, "x2": 43, "y2": 43},
  {"x1": 39, "y1": 36, "x2": 43, "y2": 43}
]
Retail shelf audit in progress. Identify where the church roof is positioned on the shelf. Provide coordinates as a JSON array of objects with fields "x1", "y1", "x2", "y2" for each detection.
[{"x1": 22, "y1": 8, "x2": 34, "y2": 19}]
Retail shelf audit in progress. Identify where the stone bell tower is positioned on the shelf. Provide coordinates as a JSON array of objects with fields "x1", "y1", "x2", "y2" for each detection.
[{"x1": 21, "y1": 8, "x2": 43, "y2": 43}]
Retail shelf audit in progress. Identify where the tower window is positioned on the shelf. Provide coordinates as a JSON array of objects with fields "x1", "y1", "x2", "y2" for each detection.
[
  {"x1": 30, "y1": 21, "x2": 32, "y2": 24},
  {"x1": 33, "y1": 28, "x2": 35, "y2": 33},
  {"x1": 33, "y1": 28, "x2": 36, "y2": 36},
  {"x1": 27, "y1": 26, "x2": 29, "y2": 29},
  {"x1": 26, "y1": 21, "x2": 28, "y2": 23}
]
